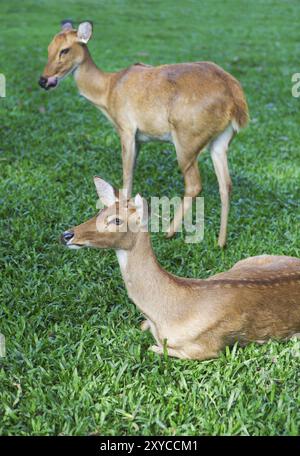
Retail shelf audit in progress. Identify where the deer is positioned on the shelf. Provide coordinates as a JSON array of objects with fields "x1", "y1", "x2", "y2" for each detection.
[
  {"x1": 40, "y1": 20, "x2": 249, "y2": 247},
  {"x1": 61, "y1": 177, "x2": 300, "y2": 361}
]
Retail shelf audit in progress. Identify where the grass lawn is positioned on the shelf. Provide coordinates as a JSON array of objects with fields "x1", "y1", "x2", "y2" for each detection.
[{"x1": 0, "y1": 0, "x2": 300, "y2": 436}]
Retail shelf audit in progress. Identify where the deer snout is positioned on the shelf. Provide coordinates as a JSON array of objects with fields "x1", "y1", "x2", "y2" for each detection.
[
  {"x1": 38, "y1": 75, "x2": 58, "y2": 90},
  {"x1": 61, "y1": 231, "x2": 74, "y2": 245},
  {"x1": 38, "y1": 76, "x2": 48, "y2": 89}
]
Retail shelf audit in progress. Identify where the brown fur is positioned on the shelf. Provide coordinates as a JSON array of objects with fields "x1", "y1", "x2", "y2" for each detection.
[
  {"x1": 61, "y1": 178, "x2": 300, "y2": 361},
  {"x1": 41, "y1": 24, "x2": 249, "y2": 247}
]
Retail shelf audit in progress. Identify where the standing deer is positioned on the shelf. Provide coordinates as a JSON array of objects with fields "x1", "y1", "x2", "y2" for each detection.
[
  {"x1": 61, "y1": 177, "x2": 300, "y2": 360},
  {"x1": 39, "y1": 20, "x2": 249, "y2": 247}
]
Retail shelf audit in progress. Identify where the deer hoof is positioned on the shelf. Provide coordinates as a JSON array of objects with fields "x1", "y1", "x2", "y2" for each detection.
[
  {"x1": 166, "y1": 230, "x2": 176, "y2": 239},
  {"x1": 149, "y1": 345, "x2": 163, "y2": 355},
  {"x1": 140, "y1": 320, "x2": 150, "y2": 331},
  {"x1": 218, "y1": 239, "x2": 227, "y2": 248}
]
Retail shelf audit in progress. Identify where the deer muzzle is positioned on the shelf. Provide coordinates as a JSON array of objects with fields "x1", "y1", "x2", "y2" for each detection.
[{"x1": 38, "y1": 75, "x2": 58, "y2": 90}]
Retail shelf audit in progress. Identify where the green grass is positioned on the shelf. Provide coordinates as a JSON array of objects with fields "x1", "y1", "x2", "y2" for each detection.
[{"x1": 0, "y1": 0, "x2": 300, "y2": 436}]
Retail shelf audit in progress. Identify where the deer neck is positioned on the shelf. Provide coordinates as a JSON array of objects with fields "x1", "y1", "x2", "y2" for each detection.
[
  {"x1": 116, "y1": 232, "x2": 186, "y2": 323},
  {"x1": 73, "y1": 50, "x2": 112, "y2": 109}
]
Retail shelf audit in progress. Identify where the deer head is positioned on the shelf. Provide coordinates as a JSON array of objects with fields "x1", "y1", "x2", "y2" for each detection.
[
  {"x1": 61, "y1": 177, "x2": 148, "y2": 250},
  {"x1": 39, "y1": 20, "x2": 93, "y2": 90}
]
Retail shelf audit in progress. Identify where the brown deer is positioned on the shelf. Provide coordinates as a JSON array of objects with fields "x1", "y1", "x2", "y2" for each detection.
[
  {"x1": 40, "y1": 20, "x2": 249, "y2": 247},
  {"x1": 61, "y1": 177, "x2": 300, "y2": 360}
]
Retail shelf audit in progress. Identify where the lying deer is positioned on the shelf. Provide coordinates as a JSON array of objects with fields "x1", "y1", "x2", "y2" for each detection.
[
  {"x1": 61, "y1": 177, "x2": 300, "y2": 360},
  {"x1": 40, "y1": 20, "x2": 249, "y2": 247}
]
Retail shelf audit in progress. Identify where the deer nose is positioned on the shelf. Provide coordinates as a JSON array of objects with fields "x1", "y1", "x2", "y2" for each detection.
[
  {"x1": 61, "y1": 231, "x2": 74, "y2": 244},
  {"x1": 38, "y1": 76, "x2": 48, "y2": 88}
]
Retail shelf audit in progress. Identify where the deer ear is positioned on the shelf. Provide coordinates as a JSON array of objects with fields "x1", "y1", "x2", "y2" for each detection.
[
  {"x1": 77, "y1": 21, "x2": 93, "y2": 43},
  {"x1": 94, "y1": 177, "x2": 116, "y2": 207},
  {"x1": 61, "y1": 20, "x2": 73, "y2": 31},
  {"x1": 134, "y1": 194, "x2": 148, "y2": 226}
]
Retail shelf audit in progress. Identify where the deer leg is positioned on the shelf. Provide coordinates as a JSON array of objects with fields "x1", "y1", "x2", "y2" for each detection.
[
  {"x1": 149, "y1": 345, "x2": 189, "y2": 358},
  {"x1": 210, "y1": 126, "x2": 234, "y2": 248},
  {"x1": 285, "y1": 333, "x2": 300, "y2": 340},
  {"x1": 166, "y1": 131, "x2": 206, "y2": 239},
  {"x1": 120, "y1": 133, "x2": 138, "y2": 198},
  {"x1": 166, "y1": 159, "x2": 202, "y2": 238},
  {"x1": 149, "y1": 345, "x2": 192, "y2": 359},
  {"x1": 140, "y1": 319, "x2": 150, "y2": 331},
  {"x1": 149, "y1": 344, "x2": 219, "y2": 360}
]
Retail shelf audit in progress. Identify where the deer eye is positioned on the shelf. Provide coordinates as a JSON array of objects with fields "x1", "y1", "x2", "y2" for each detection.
[{"x1": 60, "y1": 47, "x2": 70, "y2": 57}]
